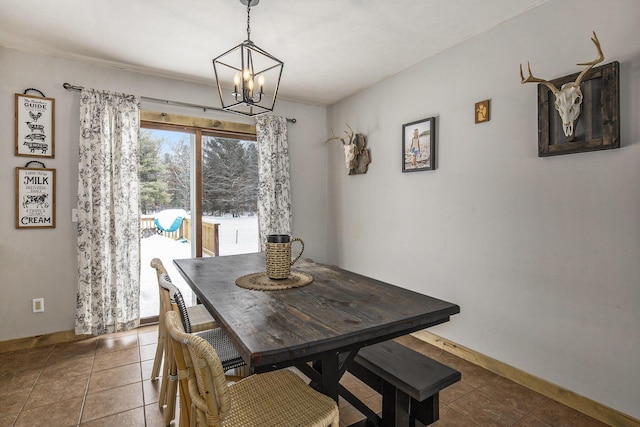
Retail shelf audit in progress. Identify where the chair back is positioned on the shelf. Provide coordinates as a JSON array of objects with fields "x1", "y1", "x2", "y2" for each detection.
[
  {"x1": 166, "y1": 311, "x2": 232, "y2": 427},
  {"x1": 150, "y1": 257, "x2": 168, "y2": 279},
  {"x1": 157, "y1": 272, "x2": 193, "y2": 333},
  {"x1": 150, "y1": 258, "x2": 173, "y2": 335}
]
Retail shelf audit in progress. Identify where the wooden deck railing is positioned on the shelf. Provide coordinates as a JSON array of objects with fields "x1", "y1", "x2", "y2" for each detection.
[{"x1": 140, "y1": 215, "x2": 219, "y2": 256}]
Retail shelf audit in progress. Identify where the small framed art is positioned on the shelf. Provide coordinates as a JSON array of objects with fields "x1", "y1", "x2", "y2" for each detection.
[
  {"x1": 15, "y1": 93, "x2": 55, "y2": 158},
  {"x1": 475, "y1": 99, "x2": 490, "y2": 123},
  {"x1": 402, "y1": 117, "x2": 436, "y2": 172},
  {"x1": 15, "y1": 166, "x2": 56, "y2": 229}
]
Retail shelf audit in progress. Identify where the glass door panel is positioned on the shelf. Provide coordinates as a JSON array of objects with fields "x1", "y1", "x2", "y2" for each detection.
[
  {"x1": 201, "y1": 134, "x2": 259, "y2": 256},
  {"x1": 139, "y1": 128, "x2": 196, "y2": 319}
]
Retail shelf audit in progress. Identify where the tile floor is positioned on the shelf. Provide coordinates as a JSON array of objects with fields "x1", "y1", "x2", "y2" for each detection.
[{"x1": 0, "y1": 325, "x2": 609, "y2": 427}]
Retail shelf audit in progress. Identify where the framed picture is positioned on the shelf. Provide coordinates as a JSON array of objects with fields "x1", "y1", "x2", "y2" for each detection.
[
  {"x1": 538, "y1": 61, "x2": 619, "y2": 157},
  {"x1": 15, "y1": 167, "x2": 56, "y2": 229},
  {"x1": 475, "y1": 99, "x2": 490, "y2": 124},
  {"x1": 402, "y1": 117, "x2": 436, "y2": 172},
  {"x1": 15, "y1": 93, "x2": 55, "y2": 158}
]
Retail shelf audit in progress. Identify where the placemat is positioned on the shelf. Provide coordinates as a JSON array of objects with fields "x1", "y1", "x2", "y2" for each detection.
[{"x1": 235, "y1": 271, "x2": 313, "y2": 291}]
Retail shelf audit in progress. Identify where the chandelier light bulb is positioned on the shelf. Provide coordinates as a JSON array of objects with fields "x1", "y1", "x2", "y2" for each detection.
[{"x1": 233, "y1": 73, "x2": 241, "y2": 94}]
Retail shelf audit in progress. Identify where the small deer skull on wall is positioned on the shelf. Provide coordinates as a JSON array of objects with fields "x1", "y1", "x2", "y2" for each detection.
[
  {"x1": 325, "y1": 124, "x2": 371, "y2": 175},
  {"x1": 520, "y1": 31, "x2": 604, "y2": 138}
]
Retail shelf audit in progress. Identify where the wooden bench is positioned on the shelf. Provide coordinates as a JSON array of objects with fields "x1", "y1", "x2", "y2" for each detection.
[{"x1": 344, "y1": 340, "x2": 461, "y2": 426}]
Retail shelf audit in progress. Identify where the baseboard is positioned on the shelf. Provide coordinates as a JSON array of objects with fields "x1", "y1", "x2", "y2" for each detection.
[
  {"x1": 412, "y1": 330, "x2": 639, "y2": 427},
  {"x1": 0, "y1": 329, "x2": 90, "y2": 354}
]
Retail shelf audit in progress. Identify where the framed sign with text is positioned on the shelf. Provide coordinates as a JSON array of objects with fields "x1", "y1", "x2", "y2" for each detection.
[
  {"x1": 15, "y1": 93, "x2": 55, "y2": 158},
  {"x1": 15, "y1": 167, "x2": 56, "y2": 229}
]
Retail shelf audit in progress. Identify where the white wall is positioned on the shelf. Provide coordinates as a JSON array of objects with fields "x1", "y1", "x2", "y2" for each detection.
[
  {"x1": 0, "y1": 47, "x2": 328, "y2": 341},
  {"x1": 326, "y1": 0, "x2": 640, "y2": 419}
]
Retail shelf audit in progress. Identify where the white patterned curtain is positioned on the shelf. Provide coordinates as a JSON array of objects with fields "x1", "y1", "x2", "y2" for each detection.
[
  {"x1": 76, "y1": 88, "x2": 141, "y2": 336},
  {"x1": 256, "y1": 115, "x2": 291, "y2": 251}
]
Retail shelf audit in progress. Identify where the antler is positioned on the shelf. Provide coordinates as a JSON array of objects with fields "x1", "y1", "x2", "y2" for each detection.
[
  {"x1": 344, "y1": 124, "x2": 355, "y2": 144},
  {"x1": 520, "y1": 62, "x2": 559, "y2": 94},
  {"x1": 324, "y1": 124, "x2": 354, "y2": 145},
  {"x1": 325, "y1": 129, "x2": 347, "y2": 145},
  {"x1": 520, "y1": 31, "x2": 605, "y2": 92},
  {"x1": 574, "y1": 31, "x2": 604, "y2": 86}
]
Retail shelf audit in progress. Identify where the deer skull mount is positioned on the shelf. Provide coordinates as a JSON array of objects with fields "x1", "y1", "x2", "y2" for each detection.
[
  {"x1": 520, "y1": 31, "x2": 604, "y2": 138},
  {"x1": 325, "y1": 125, "x2": 371, "y2": 175}
]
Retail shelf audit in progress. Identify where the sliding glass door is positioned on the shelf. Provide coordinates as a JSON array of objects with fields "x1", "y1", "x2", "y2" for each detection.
[{"x1": 138, "y1": 122, "x2": 258, "y2": 320}]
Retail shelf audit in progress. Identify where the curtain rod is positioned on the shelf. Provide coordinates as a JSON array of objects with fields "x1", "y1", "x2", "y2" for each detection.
[{"x1": 62, "y1": 83, "x2": 296, "y2": 123}]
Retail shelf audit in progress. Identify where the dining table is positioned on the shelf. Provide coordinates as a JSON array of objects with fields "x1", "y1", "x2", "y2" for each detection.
[{"x1": 173, "y1": 252, "x2": 460, "y2": 423}]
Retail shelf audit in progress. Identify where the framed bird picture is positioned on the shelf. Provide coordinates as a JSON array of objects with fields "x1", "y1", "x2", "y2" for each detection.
[{"x1": 15, "y1": 93, "x2": 55, "y2": 158}]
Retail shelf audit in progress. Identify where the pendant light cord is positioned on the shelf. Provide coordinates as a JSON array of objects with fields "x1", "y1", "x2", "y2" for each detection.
[{"x1": 246, "y1": 1, "x2": 252, "y2": 42}]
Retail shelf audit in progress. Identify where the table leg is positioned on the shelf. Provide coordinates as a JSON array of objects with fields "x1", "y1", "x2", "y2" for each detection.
[{"x1": 318, "y1": 353, "x2": 339, "y2": 402}]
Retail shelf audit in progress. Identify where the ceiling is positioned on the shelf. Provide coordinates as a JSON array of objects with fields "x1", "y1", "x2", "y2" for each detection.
[{"x1": 0, "y1": 0, "x2": 548, "y2": 106}]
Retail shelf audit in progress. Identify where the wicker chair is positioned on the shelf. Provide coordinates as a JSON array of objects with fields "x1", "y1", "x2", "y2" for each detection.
[
  {"x1": 165, "y1": 310, "x2": 339, "y2": 427},
  {"x1": 158, "y1": 271, "x2": 247, "y2": 426},
  {"x1": 150, "y1": 258, "x2": 217, "y2": 378},
  {"x1": 150, "y1": 258, "x2": 218, "y2": 424}
]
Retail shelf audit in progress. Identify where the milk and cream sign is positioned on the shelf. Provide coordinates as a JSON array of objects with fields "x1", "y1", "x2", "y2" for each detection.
[
  {"x1": 15, "y1": 93, "x2": 55, "y2": 158},
  {"x1": 15, "y1": 167, "x2": 56, "y2": 229}
]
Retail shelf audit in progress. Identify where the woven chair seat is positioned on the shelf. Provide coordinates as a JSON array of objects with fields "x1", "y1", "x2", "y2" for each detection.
[
  {"x1": 224, "y1": 369, "x2": 339, "y2": 427},
  {"x1": 173, "y1": 313, "x2": 339, "y2": 427},
  {"x1": 196, "y1": 328, "x2": 246, "y2": 372}
]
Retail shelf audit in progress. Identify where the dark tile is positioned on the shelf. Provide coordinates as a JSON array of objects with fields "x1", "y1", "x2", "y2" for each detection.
[
  {"x1": 145, "y1": 401, "x2": 182, "y2": 427},
  {"x1": 13, "y1": 396, "x2": 83, "y2": 427},
  {"x1": 139, "y1": 342, "x2": 158, "y2": 362},
  {"x1": 141, "y1": 358, "x2": 160, "y2": 381},
  {"x1": 442, "y1": 357, "x2": 500, "y2": 388},
  {"x1": 513, "y1": 414, "x2": 553, "y2": 426},
  {"x1": 50, "y1": 338, "x2": 97, "y2": 361},
  {"x1": 24, "y1": 374, "x2": 89, "y2": 410},
  {"x1": 137, "y1": 330, "x2": 158, "y2": 347},
  {"x1": 361, "y1": 393, "x2": 382, "y2": 415},
  {"x1": 477, "y1": 374, "x2": 548, "y2": 414},
  {"x1": 529, "y1": 399, "x2": 609, "y2": 427},
  {"x1": 0, "y1": 386, "x2": 31, "y2": 416},
  {"x1": 5, "y1": 326, "x2": 615, "y2": 427},
  {"x1": 448, "y1": 389, "x2": 526, "y2": 426},
  {"x1": 0, "y1": 366, "x2": 41, "y2": 390},
  {"x1": 0, "y1": 412, "x2": 18, "y2": 426},
  {"x1": 96, "y1": 334, "x2": 138, "y2": 353},
  {"x1": 38, "y1": 355, "x2": 93, "y2": 383},
  {"x1": 80, "y1": 407, "x2": 145, "y2": 426},
  {"x1": 339, "y1": 371, "x2": 377, "y2": 402},
  {"x1": 81, "y1": 383, "x2": 144, "y2": 423},
  {"x1": 433, "y1": 405, "x2": 482, "y2": 426},
  {"x1": 93, "y1": 347, "x2": 140, "y2": 371},
  {"x1": 0, "y1": 347, "x2": 52, "y2": 376},
  {"x1": 142, "y1": 379, "x2": 161, "y2": 405},
  {"x1": 87, "y1": 363, "x2": 141, "y2": 394},
  {"x1": 439, "y1": 379, "x2": 475, "y2": 404},
  {"x1": 339, "y1": 404, "x2": 366, "y2": 427}
]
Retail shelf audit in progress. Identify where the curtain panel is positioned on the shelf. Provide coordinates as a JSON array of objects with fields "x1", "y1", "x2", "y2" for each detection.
[
  {"x1": 255, "y1": 115, "x2": 291, "y2": 251},
  {"x1": 76, "y1": 88, "x2": 141, "y2": 335}
]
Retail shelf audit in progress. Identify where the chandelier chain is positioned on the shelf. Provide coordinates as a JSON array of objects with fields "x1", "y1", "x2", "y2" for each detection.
[{"x1": 246, "y1": 1, "x2": 252, "y2": 41}]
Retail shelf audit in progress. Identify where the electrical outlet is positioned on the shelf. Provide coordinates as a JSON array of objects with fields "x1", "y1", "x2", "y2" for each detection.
[{"x1": 33, "y1": 298, "x2": 44, "y2": 313}]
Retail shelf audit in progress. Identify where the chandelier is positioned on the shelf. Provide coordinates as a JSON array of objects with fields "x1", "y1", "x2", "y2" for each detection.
[{"x1": 213, "y1": 0, "x2": 283, "y2": 117}]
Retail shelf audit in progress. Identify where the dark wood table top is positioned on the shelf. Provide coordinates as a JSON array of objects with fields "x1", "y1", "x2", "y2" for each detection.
[{"x1": 174, "y1": 253, "x2": 460, "y2": 371}]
